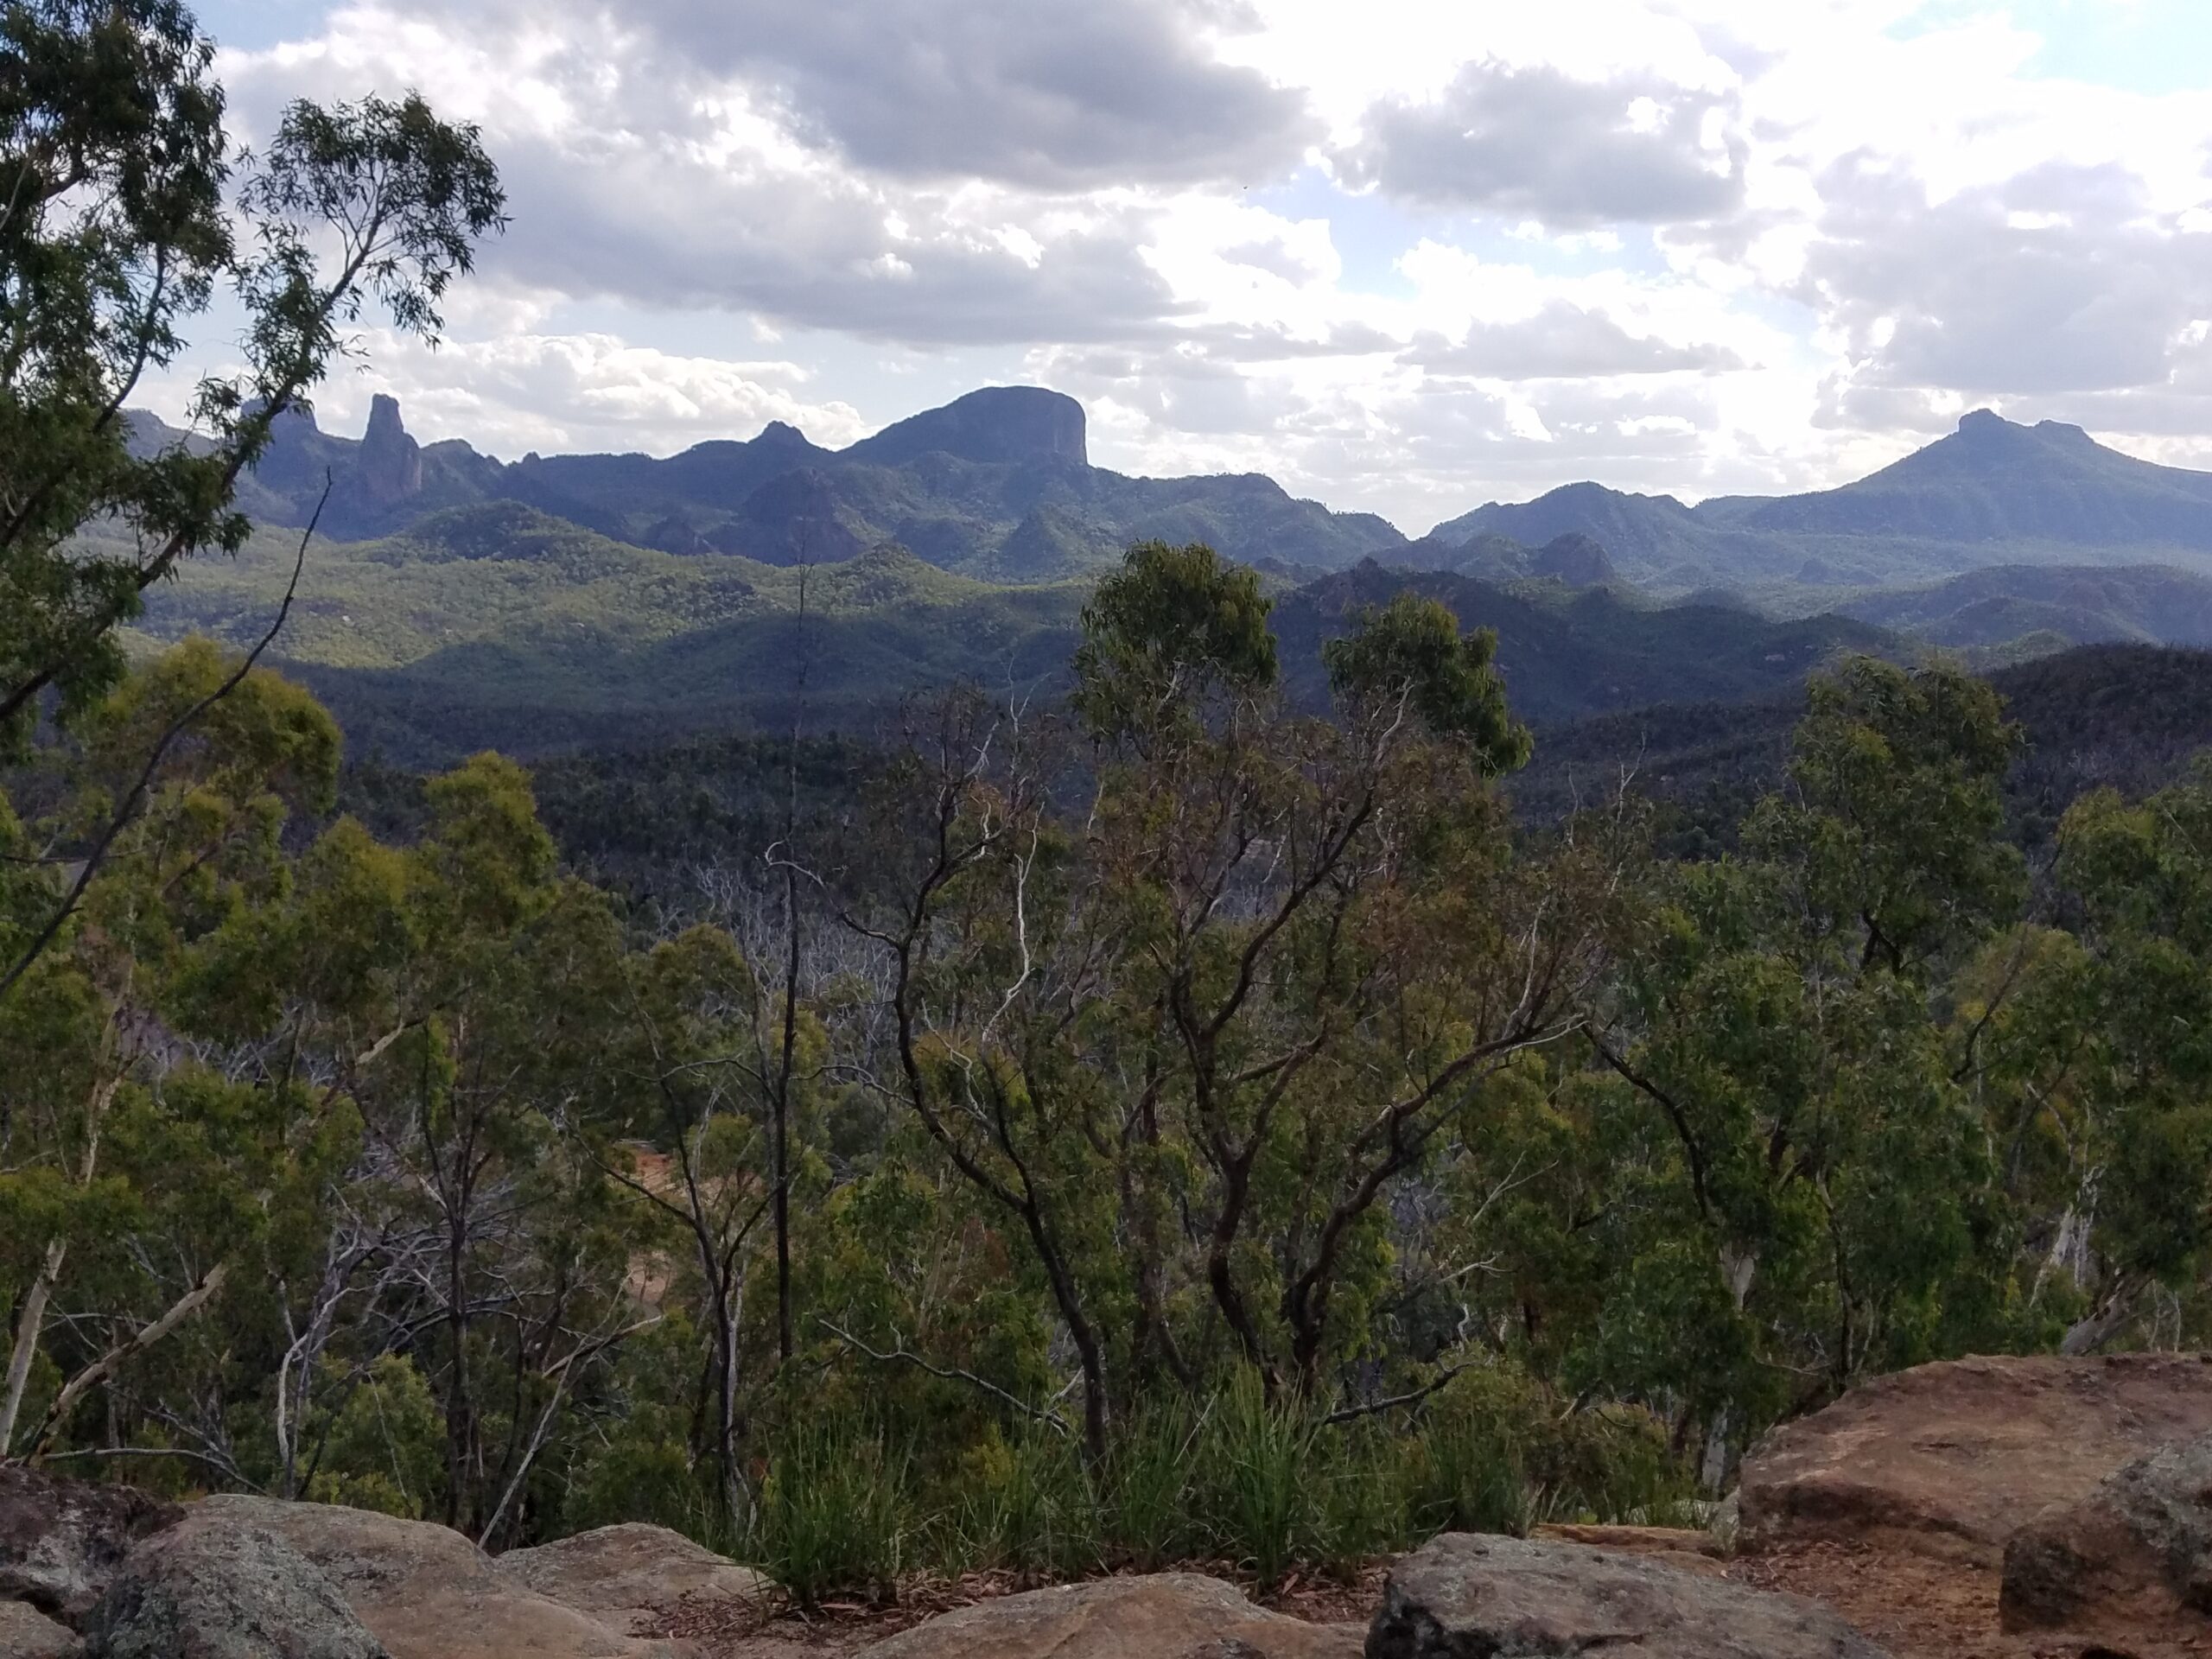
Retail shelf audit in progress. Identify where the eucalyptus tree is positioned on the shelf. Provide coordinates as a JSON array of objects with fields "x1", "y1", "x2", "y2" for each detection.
[
  {"x1": 0, "y1": 639, "x2": 340, "y2": 1460},
  {"x1": 0, "y1": 0, "x2": 503, "y2": 1007},
  {"x1": 1580, "y1": 658, "x2": 2032, "y2": 1465},
  {"x1": 842, "y1": 544, "x2": 1630, "y2": 1461},
  {"x1": 1963, "y1": 760, "x2": 2212, "y2": 1354}
]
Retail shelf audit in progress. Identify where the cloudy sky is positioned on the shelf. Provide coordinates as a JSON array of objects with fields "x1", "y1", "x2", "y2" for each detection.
[{"x1": 165, "y1": 0, "x2": 2212, "y2": 532}]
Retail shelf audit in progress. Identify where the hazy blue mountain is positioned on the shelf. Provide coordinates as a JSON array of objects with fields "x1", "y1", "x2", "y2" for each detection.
[
  {"x1": 1427, "y1": 482, "x2": 1715, "y2": 574},
  {"x1": 154, "y1": 385, "x2": 1408, "y2": 578},
  {"x1": 136, "y1": 391, "x2": 2212, "y2": 598},
  {"x1": 1428, "y1": 410, "x2": 2212, "y2": 593},
  {"x1": 1726, "y1": 411, "x2": 2212, "y2": 545}
]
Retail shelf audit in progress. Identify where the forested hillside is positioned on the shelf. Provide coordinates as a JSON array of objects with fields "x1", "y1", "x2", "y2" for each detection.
[
  {"x1": 1833, "y1": 563, "x2": 2212, "y2": 648},
  {"x1": 129, "y1": 512, "x2": 1906, "y2": 761},
  {"x1": 1508, "y1": 643, "x2": 2212, "y2": 853}
]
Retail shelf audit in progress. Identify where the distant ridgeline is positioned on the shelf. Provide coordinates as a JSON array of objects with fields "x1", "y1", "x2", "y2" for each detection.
[
  {"x1": 120, "y1": 385, "x2": 2212, "y2": 763},
  {"x1": 131, "y1": 385, "x2": 1403, "y2": 579},
  {"x1": 1427, "y1": 409, "x2": 2212, "y2": 591}
]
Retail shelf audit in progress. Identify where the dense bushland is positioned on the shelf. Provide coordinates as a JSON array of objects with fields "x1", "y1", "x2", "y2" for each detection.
[{"x1": 5, "y1": 537, "x2": 2210, "y2": 1598}]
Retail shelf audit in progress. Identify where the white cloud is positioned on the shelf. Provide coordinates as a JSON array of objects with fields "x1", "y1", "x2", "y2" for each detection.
[
  {"x1": 150, "y1": 0, "x2": 2212, "y2": 528},
  {"x1": 1338, "y1": 59, "x2": 1748, "y2": 226}
]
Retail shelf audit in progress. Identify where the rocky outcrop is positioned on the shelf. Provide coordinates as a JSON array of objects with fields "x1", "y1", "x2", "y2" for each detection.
[
  {"x1": 860, "y1": 1573, "x2": 1359, "y2": 1659},
  {"x1": 1738, "y1": 1353, "x2": 2212, "y2": 1565},
  {"x1": 186, "y1": 1498, "x2": 690, "y2": 1659},
  {"x1": 86, "y1": 1512, "x2": 385, "y2": 1659},
  {"x1": 0, "y1": 1601, "x2": 79, "y2": 1659},
  {"x1": 493, "y1": 1522, "x2": 766, "y2": 1630},
  {"x1": 0, "y1": 1469, "x2": 178, "y2": 1625},
  {"x1": 356, "y1": 395, "x2": 423, "y2": 505},
  {"x1": 2000, "y1": 1427, "x2": 2212, "y2": 1650},
  {"x1": 847, "y1": 386, "x2": 1088, "y2": 469},
  {"x1": 1366, "y1": 1533, "x2": 1888, "y2": 1659}
]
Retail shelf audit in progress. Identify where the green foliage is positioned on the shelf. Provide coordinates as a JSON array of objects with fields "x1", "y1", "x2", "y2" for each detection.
[
  {"x1": 1749, "y1": 656, "x2": 2024, "y2": 972},
  {"x1": 948, "y1": 1427, "x2": 1097, "y2": 1579},
  {"x1": 1098, "y1": 1401, "x2": 1199, "y2": 1570},
  {"x1": 0, "y1": 0, "x2": 235, "y2": 739},
  {"x1": 1194, "y1": 1368, "x2": 1321, "y2": 1582},
  {"x1": 1073, "y1": 538, "x2": 1277, "y2": 739},
  {"x1": 755, "y1": 1424, "x2": 914, "y2": 1605},
  {"x1": 307, "y1": 1356, "x2": 445, "y2": 1519},
  {"x1": 1324, "y1": 592, "x2": 1530, "y2": 773}
]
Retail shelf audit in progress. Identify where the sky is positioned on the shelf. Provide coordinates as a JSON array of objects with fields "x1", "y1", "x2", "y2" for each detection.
[{"x1": 153, "y1": 0, "x2": 2212, "y2": 534}]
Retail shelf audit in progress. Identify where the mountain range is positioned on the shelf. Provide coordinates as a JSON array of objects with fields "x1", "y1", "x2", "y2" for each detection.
[
  {"x1": 115, "y1": 383, "x2": 2212, "y2": 761},
  {"x1": 137, "y1": 386, "x2": 1403, "y2": 581},
  {"x1": 137, "y1": 389, "x2": 2212, "y2": 596},
  {"x1": 1426, "y1": 409, "x2": 2212, "y2": 591}
]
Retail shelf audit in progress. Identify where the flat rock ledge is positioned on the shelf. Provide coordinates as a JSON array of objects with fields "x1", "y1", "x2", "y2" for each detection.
[
  {"x1": 158, "y1": 1499, "x2": 708, "y2": 1659},
  {"x1": 1366, "y1": 1532, "x2": 1891, "y2": 1659},
  {"x1": 1738, "y1": 1352, "x2": 2212, "y2": 1565}
]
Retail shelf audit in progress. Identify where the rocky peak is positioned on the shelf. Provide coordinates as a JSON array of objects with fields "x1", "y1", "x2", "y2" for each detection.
[
  {"x1": 1950, "y1": 408, "x2": 2044, "y2": 453},
  {"x1": 358, "y1": 392, "x2": 423, "y2": 504},
  {"x1": 757, "y1": 419, "x2": 808, "y2": 447},
  {"x1": 849, "y1": 385, "x2": 1088, "y2": 468}
]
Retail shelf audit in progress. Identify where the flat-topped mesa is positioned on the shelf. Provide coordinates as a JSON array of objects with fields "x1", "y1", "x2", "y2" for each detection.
[
  {"x1": 359, "y1": 392, "x2": 423, "y2": 505},
  {"x1": 849, "y1": 385, "x2": 1087, "y2": 468}
]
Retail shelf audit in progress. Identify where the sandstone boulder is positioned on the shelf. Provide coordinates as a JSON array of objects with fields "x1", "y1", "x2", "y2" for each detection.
[
  {"x1": 1366, "y1": 1533, "x2": 1889, "y2": 1659},
  {"x1": 1738, "y1": 1354, "x2": 2212, "y2": 1564},
  {"x1": 493, "y1": 1523, "x2": 767, "y2": 1628},
  {"x1": 859, "y1": 1573, "x2": 1359, "y2": 1659},
  {"x1": 0, "y1": 1470, "x2": 178, "y2": 1625},
  {"x1": 2001, "y1": 1427, "x2": 2212, "y2": 1651},
  {"x1": 189, "y1": 1497, "x2": 690, "y2": 1659},
  {"x1": 0, "y1": 1601, "x2": 80, "y2": 1659},
  {"x1": 86, "y1": 1513, "x2": 385, "y2": 1659}
]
